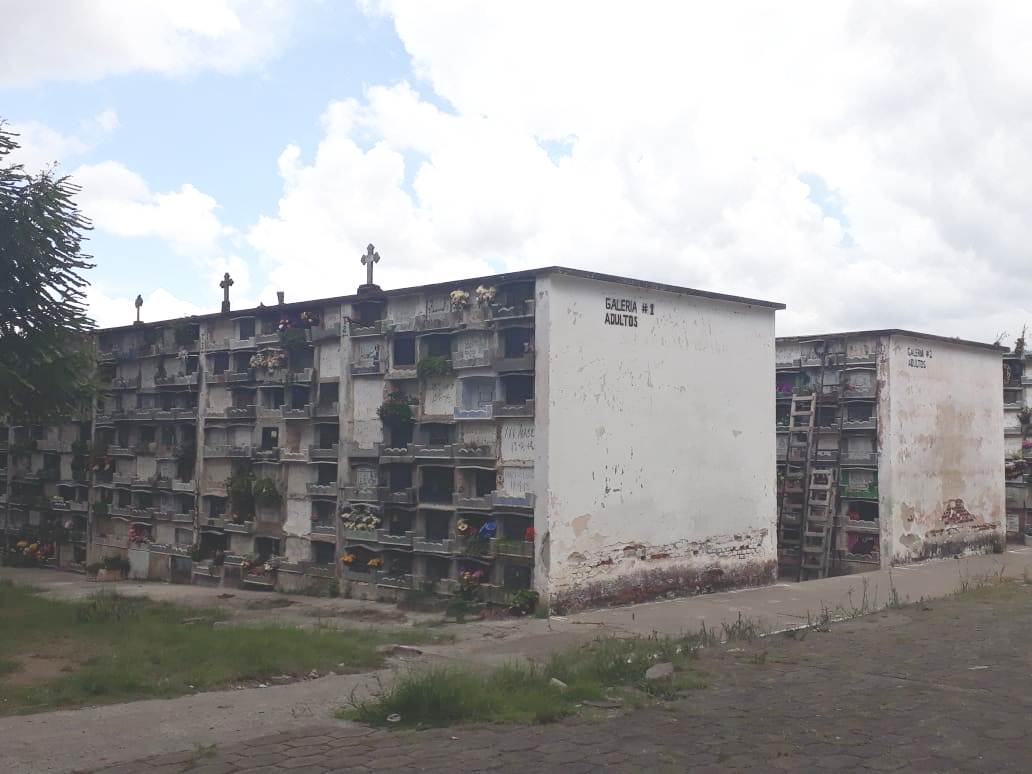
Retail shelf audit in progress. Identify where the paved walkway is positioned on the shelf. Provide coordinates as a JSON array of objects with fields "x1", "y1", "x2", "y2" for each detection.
[
  {"x1": 3, "y1": 547, "x2": 1032, "y2": 772},
  {"x1": 88, "y1": 573, "x2": 1032, "y2": 772}
]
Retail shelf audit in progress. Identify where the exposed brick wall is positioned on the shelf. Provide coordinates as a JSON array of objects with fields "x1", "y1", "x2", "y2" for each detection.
[{"x1": 549, "y1": 527, "x2": 774, "y2": 612}]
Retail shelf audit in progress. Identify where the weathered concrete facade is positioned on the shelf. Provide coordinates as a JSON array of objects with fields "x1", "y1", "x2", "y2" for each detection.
[
  {"x1": 1002, "y1": 345, "x2": 1032, "y2": 542},
  {"x1": 0, "y1": 421, "x2": 90, "y2": 569},
  {"x1": 880, "y1": 334, "x2": 1005, "y2": 563},
  {"x1": 776, "y1": 330, "x2": 1004, "y2": 580},
  {"x1": 538, "y1": 272, "x2": 779, "y2": 610},
  {"x1": 2, "y1": 265, "x2": 783, "y2": 610}
]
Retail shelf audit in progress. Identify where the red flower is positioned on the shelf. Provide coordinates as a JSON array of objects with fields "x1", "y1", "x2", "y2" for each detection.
[{"x1": 524, "y1": 526, "x2": 535, "y2": 542}]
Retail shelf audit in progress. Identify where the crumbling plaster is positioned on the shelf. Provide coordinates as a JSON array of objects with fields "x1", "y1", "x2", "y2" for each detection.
[
  {"x1": 536, "y1": 273, "x2": 777, "y2": 608},
  {"x1": 881, "y1": 335, "x2": 1005, "y2": 564}
]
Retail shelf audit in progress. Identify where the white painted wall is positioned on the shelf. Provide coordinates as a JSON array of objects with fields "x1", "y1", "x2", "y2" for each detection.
[
  {"x1": 500, "y1": 420, "x2": 535, "y2": 462},
  {"x1": 452, "y1": 330, "x2": 493, "y2": 360},
  {"x1": 319, "y1": 303, "x2": 341, "y2": 327},
  {"x1": 387, "y1": 294, "x2": 423, "y2": 325},
  {"x1": 285, "y1": 463, "x2": 311, "y2": 498},
  {"x1": 207, "y1": 386, "x2": 233, "y2": 413},
  {"x1": 537, "y1": 273, "x2": 778, "y2": 609},
  {"x1": 283, "y1": 498, "x2": 311, "y2": 552},
  {"x1": 880, "y1": 334, "x2": 1005, "y2": 564},
  {"x1": 352, "y1": 379, "x2": 384, "y2": 447},
  {"x1": 458, "y1": 422, "x2": 496, "y2": 447},
  {"x1": 422, "y1": 376, "x2": 456, "y2": 416},
  {"x1": 319, "y1": 344, "x2": 341, "y2": 378},
  {"x1": 1003, "y1": 409, "x2": 1022, "y2": 433},
  {"x1": 136, "y1": 456, "x2": 157, "y2": 479},
  {"x1": 775, "y1": 341, "x2": 802, "y2": 366},
  {"x1": 201, "y1": 459, "x2": 230, "y2": 492},
  {"x1": 845, "y1": 337, "x2": 879, "y2": 359},
  {"x1": 205, "y1": 318, "x2": 234, "y2": 345}
]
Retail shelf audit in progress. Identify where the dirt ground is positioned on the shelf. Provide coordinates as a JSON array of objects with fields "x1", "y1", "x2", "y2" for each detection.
[
  {"x1": 4, "y1": 550, "x2": 1032, "y2": 773},
  {"x1": 81, "y1": 578, "x2": 1032, "y2": 773},
  {"x1": 0, "y1": 568, "x2": 442, "y2": 631}
]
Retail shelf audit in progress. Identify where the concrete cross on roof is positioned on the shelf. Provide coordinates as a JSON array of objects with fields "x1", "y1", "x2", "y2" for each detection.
[
  {"x1": 361, "y1": 244, "x2": 380, "y2": 286},
  {"x1": 220, "y1": 272, "x2": 234, "y2": 312}
]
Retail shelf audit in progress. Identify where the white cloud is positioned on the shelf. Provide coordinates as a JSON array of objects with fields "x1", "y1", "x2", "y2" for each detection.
[
  {"x1": 6, "y1": 110, "x2": 119, "y2": 172},
  {"x1": 0, "y1": 0, "x2": 293, "y2": 88},
  {"x1": 88, "y1": 109, "x2": 121, "y2": 134},
  {"x1": 73, "y1": 161, "x2": 232, "y2": 255},
  {"x1": 67, "y1": 157, "x2": 253, "y2": 323},
  {"x1": 246, "y1": 0, "x2": 1032, "y2": 342},
  {"x1": 87, "y1": 285, "x2": 208, "y2": 329}
]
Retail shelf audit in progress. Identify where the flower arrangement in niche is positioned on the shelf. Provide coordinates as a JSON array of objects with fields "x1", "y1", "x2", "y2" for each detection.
[
  {"x1": 340, "y1": 504, "x2": 381, "y2": 531},
  {"x1": 367, "y1": 557, "x2": 383, "y2": 569},
  {"x1": 458, "y1": 569, "x2": 485, "y2": 598},
  {"x1": 341, "y1": 553, "x2": 356, "y2": 565},
  {"x1": 249, "y1": 351, "x2": 286, "y2": 370},
  {"x1": 341, "y1": 513, "x2": 381, "y2": 531},
  {"x1": 449, "y1": 289, "x2": 471, "y2": 310},
  {"x1": 474, "y1": 285, "x2": 496, "y2": 305}
]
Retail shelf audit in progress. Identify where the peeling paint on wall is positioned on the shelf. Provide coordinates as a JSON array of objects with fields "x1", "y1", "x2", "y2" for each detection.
[
  {"x1": 541, "y1": 273, "x2": 778, "y2": 607},
  {"x1": 884, "y1": 335, "x2": 1005, "y2": 566}
]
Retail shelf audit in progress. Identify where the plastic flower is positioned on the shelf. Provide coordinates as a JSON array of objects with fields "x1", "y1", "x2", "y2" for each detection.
[
  {"x1": 341, "y1": 553, "x2": 356, "y2": 564},
  {"x1": 449, "y1": 289, "x2": 471, "y2": 310},
  {"x1": 367, "y1": 557, "x2": 383, "y2": 569}
]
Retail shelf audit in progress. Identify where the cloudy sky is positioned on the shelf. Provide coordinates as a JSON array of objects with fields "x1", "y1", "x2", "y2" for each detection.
[{"x1": 2, "y1": 1, "x2": 1030, "y2": 343}]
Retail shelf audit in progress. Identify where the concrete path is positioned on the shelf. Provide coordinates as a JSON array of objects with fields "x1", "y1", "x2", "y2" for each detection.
[
  {"x1": 2, "y1": 547, "x2": 1031, "y2": 772},
  {"x1": 549, "y1": 546, "x2": 1032, "y2": 637},
  {"x1": 88, "y1": 565, "x2": 1032, "y2": 773},
  {"x1": 462, "y1": 546, "x2": 1032, "y2": 663}
]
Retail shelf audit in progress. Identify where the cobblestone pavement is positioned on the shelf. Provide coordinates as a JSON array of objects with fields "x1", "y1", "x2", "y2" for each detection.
[{"x1": 85, "y1": 579, "x2": 1032, "y2": 773}]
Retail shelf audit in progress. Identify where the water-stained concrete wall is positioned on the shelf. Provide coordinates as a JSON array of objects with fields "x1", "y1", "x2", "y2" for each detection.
[
  {"x1": 881, "y1": 335, "x2": 1004, "y2": 564},
  {"x1": 537, "y1": 273, "x2": 778, "y2": 610}
]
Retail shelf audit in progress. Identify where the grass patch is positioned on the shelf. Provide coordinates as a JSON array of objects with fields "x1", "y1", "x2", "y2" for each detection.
[
  {"x1": 0, "y1": 580, "x2": 436, "y2": 716},
  {"x1": 192, "y1": 742, "x2": 218, "y2": 760},
  {"x1": 243, "y1": 597, "x2": 296, "y2": 610},
  {"x1": 342, "y1": 632, "x2": 707, "y2": 728}
]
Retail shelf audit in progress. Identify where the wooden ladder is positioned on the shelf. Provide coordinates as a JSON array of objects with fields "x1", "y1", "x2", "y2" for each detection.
[
  {"x1": 788, "y1": 350, "x2": 844, "y2": 581},
  {"x1": 778, "y1": 394, "x2": 817, "y2": 572},
  {"x1": 800, "y1": 464, "x2": 837, "y2": 580}
]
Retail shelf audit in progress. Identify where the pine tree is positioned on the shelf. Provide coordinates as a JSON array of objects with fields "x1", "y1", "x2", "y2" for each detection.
[{"x1": 0, "y1": 120, "x2": 95, "y2": 421}]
